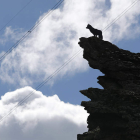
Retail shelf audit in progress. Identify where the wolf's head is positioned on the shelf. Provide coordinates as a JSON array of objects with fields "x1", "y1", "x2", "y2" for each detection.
[
  {"x1": 86, "y1": 24, "x2": 92, "y2": 29},
  {"x1": 86, "y1": 24, "x2": 89, "y2": 29}
]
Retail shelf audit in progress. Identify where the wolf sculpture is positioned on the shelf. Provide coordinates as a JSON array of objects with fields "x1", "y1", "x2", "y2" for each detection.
[{"x1": 86, "y1": 24, "x2": 103, "y2": 40}]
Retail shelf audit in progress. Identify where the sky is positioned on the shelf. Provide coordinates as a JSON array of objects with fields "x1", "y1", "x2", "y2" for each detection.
[{"x1": 0, "y1": 0, "x2": 140, "y2": 140}]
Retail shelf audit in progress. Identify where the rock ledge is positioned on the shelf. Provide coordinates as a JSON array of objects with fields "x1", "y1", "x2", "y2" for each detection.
[{"x1": 77, "y1": 37, "x2": 140, "y2": 140}]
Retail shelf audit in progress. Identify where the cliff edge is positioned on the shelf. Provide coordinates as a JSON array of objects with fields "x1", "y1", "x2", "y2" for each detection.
[{"x1": 77, "y1": 37, "x2": 140, "y2": 140}]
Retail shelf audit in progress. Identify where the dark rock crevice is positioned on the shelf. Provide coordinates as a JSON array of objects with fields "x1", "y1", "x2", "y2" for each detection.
[{"x1": 77, "y1": 37, "x2": 140, "y2": 140}]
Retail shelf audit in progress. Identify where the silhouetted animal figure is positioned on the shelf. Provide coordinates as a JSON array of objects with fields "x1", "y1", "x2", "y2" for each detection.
[{"x1": 86, "y1": 24, "x2": 103, "y2": 39}]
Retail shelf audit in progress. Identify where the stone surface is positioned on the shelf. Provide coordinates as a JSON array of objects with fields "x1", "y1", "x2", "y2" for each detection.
[{"x1": 77, "y1": 37, "x2": 140, "y2": 140}]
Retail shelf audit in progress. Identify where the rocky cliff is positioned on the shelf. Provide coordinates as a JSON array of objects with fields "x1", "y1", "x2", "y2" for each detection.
[{"x1": 77, "y1": 37, "x2": 140, "y2": 140}]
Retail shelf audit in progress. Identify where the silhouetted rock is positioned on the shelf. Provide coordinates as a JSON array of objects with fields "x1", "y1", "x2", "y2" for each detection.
[{"x1": 77, "y1": 36, "x2": 140, "y2": 140}]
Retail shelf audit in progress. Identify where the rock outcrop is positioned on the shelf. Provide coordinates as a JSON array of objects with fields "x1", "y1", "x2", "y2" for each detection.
[{"x1": 77, "y1": 37, "x2": 140, "y2": 140}]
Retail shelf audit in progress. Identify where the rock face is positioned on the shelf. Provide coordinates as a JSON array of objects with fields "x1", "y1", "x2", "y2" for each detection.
[{"x1": 77, "y1": 37, "x2": 140, "y2": 140}]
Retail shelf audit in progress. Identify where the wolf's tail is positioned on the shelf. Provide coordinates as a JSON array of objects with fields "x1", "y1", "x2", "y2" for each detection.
[{"x1": 99, "y1": 32, "x2": 103, "y2": 40}]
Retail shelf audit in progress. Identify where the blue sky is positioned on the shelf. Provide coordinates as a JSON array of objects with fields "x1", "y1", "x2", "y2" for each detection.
[
  {"x1": 0, "y1": 0, "x2": 103, "y2": 104},
  {"x1": 0, "y1": 0, "x2": 140, "y2": 140}
]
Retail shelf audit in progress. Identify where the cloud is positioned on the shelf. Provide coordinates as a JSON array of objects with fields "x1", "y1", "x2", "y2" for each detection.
[
  {"x1": 104, "y1": 0, "x2": 140, "y2": 40},
  {"x1": 0, "y1": 86, "x2": 88, "y2": 140},
  {"x1": 0, "y1": 0, "x2": 140, "y2": 86},
  {"x1": 0, "y1": 26, "x2": 26, "y2": 45}
]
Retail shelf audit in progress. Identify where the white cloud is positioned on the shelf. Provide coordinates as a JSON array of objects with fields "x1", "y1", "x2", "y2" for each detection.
[
  {"x1": 0, "y1": 86, "x2": 88, "y2": 140},
  {"x1": 104, "y1": 0, "x2": 140, "y2": 40},
  {"x1": 0, "y1": 0, "x2": 140, "y2": 86},
  {"x1": 0, "y1": 26, "x2": 26, "y2": 45}
]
